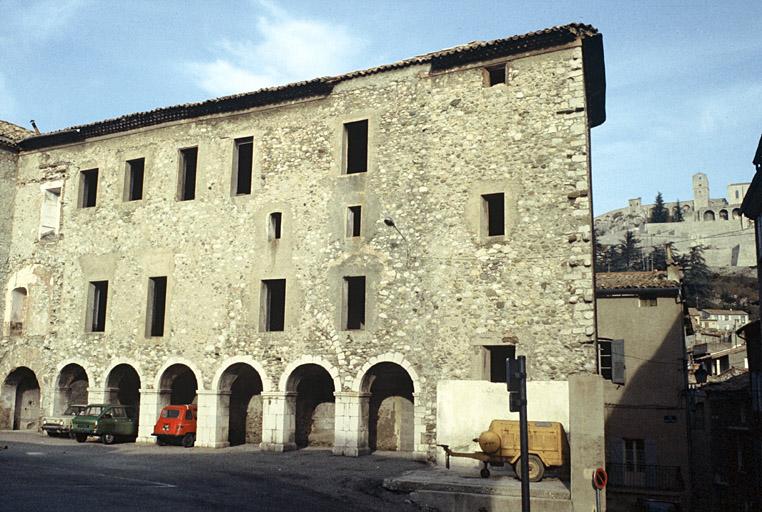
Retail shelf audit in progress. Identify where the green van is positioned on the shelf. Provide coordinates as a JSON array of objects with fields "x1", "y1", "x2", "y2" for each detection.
[{"x1": 70, "y1": 404, "x2": 138, "y2": 444}]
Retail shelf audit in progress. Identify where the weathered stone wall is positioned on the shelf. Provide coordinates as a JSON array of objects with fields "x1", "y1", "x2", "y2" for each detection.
[
  {"x1": 1, "y1": 43, "x2": 596, "y2": 452},
  {"x1": 0, "y1": 148, "x2": 17, "y2": 327}
]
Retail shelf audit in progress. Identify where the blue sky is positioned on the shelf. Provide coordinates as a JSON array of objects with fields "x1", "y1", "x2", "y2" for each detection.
[{"x1": 1, "y1": 0, "x2": 759, "y2": 214}]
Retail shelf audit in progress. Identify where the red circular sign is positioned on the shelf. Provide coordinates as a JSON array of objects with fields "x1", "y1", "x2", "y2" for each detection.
[{"x1": 593, "y1": 467, "x2": 608, "y2": 489}]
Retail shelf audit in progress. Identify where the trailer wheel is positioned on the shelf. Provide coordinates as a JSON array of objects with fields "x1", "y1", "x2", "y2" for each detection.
[
  {"x1": 480, "y1": 467, "x2": 490, "y2": 478},
  {"x1": 515, "y1": 454, "x2": 545, "y2": 482}
]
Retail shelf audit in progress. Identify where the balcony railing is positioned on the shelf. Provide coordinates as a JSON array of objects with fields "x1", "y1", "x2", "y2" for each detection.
[{"x1": 607, "y1": 463, "x2": 684, "y2": 491}]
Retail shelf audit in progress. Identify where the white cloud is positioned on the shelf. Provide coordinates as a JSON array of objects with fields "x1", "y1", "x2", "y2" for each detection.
[
  {"x1": 185, "y1": 1, "x2": 364, "y2": 97},
  {"x1": 15, "y1": 0, "x2": 86, "y2": 43}
]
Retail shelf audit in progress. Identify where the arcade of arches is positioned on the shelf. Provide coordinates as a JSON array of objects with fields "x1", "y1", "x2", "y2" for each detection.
[{"x1": 1, "y1": 358, "x2": 423, "y2": 456}]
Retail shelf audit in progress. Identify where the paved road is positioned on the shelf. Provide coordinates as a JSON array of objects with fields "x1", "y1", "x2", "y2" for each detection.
[{"x1": 0, "y1": 432, "x2": 427, "y2": 512}]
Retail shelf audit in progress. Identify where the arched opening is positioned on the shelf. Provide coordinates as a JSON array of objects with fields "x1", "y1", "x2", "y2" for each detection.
[
  {"x1": 106, "y1": 364, "x2": 141, "y2": 408},
  {"x1": 55, "y1": 363, "x2": 89, "y2": 414},
  {"x1": 361, "y1": 363, "x2": 414, "y2": 452},
  {"x1": 218, "y1": 363, "x2": 263, "y2": 446},
  {"x1": 10, "y1": 287, "x2": 27, "y2": 335},
  {"x1": 286, "y1": 364, "x2": 335, "y2": 448},
  {"x1": 732, "y1": 208, "x2": 742, "y2": 220},
  {"x1": 159, "y1": 364, "x2": 198, "y2": 405},
  {"x1": 703, "y1": 210, "x2": 715, "y2": 221},
  {"x1": 719, "y1": 209, "x2": 728, "y2": 220},
  {"x1": 1, "y1": 367, "x2": 40, "y2": 430}
]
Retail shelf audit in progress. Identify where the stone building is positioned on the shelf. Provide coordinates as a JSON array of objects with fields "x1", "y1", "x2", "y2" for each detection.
[{"x1": 0, "y1": 22, "x2": 605, "y2": 469}]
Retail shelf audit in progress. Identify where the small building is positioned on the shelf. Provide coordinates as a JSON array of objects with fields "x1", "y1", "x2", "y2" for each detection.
[{"x1": 596, "y1": 271, "x2": 691, "y2": 512}]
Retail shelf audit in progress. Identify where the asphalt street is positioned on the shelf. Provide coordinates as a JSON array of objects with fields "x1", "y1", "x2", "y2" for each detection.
[{"x1": 0, "y1": 432, "x2": 428, "y2": 512}]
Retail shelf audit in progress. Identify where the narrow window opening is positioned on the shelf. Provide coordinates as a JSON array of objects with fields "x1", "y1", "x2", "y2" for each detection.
[
  {"x1": 88, "y1": 281, "x2": 108, "y2": 332},
  {"x1": 80, "y1": 169, "x2": 99, "y2": 208},
  {"x1": 347, "y1": 205, "x2": 362, "y2": 237},
  {"x1": 638, "y1": 297, "x2": 658, "y2": 308},
  {"x1": 344, "y1": 120, "x2": 368, "y2": 174},
  {"x1": 486, "y1": 345, "x2": 516, "y2": 383},
  {"x1": 126, "y1": 158, "x2": 145, "y2": 201},
  {"x1": 487, "y1": 65, "x2": 507, "y2": 86},
  {"x1": 39, "y1": 186, "x2": 62, "y2": 236},
  {"x1": 482, "y1": 193, "x2": 505, "y2": 236},
  {"x1": 261, "y1": 279, "x2": 286, "y2": 332},
  {"x1": 269, "y1": 212, "x2": 282, "y2": 240},
  {"x1": 178, "y1": 147, "x2": 198, "y2": 201},
  {"x1": 344, "y1": 276, "x2": 366, "y2": 330},
  {"x1": 234, "y1": 137, "x2": 253, "y2": 195},
  {"x1": 10, "y1": 287, "x2": 27, "y2": 335},
  {"x1": 598, "y1": 340, "x2": 613, "y2": 380},
  {"x1": 147, "y1": 276, "x2": 167, "y2": 337}
]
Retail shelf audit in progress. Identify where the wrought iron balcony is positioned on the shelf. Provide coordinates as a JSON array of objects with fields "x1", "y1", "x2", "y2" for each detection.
[{"x1": 606, "y1": 463, "x2": 684, "y2": 491}]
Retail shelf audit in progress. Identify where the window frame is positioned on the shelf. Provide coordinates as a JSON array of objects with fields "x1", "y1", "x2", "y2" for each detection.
[
  {"x1": 177, "y1": 147, "x2": 198, "y2": 201},
  {"x1": 232, "y1": 136, "x2": 254, "y2": 196}
]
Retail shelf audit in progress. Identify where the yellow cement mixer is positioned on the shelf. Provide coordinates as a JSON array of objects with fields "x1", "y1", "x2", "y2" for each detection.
[{"x1": 438, "y1": 419, "x2": 567, "y2": 481}]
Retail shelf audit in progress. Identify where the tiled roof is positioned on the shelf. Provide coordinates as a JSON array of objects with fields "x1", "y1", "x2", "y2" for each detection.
[
  {"x1": 596, "y1": 271, "x2": 680, "y2": 291},
  {"x1": 702, "y1": 309, "x2": 748, "y2": 316},
  {"x1": 18, "y1": 23, "x2": 603, "y2": 151},
  {"x1": 0, "y1": 119, "x2": 33, "y2": 150}
]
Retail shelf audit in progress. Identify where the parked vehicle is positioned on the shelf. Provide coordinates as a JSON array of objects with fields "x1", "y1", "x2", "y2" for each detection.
[
  {"x1": 42, "y1": 404, "x2": 87, "y2": 437},
  {"x1": 70, "y1": 404, "x2": 138, "y2": 444},
  {"x1": 438, "y1": 419, "x2": 568, "y2": 481},
  {"x1": 152, "y1": 404, "x2": 197, "y2": 447}
]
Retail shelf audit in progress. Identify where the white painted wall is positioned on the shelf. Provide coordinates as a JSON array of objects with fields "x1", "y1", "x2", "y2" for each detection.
[{"x1": 436, "y1": 380, "x2": 569, "y2": 467}]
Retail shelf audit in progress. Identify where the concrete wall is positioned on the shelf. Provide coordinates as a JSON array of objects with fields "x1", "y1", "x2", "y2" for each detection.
[{"x1": 0, "y1": 42, "x2": 597, "y2": 455}]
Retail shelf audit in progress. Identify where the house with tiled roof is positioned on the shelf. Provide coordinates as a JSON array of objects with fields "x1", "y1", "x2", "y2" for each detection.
[{"x1": 595, "y1": 270, "x2": 691, "y2": 511}]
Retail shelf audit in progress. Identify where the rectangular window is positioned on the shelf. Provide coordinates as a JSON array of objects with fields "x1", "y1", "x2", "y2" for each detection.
[
  {"x1": 344, "y1": 120, "x2": 368, "y2": 174},
  {"x1": 125, "y1": 158, "x2": 145, "y2": 201},
  {"x1": 347, "y1": 205, "x2": 362, "y2": 237},
  {"x1": 639, "y1": 297, "x2": 658, "y2": 307},
  {"x1": 343, "y1": 276, "x2": 366, "y2": 330},
  {"x1": 623, "y1": 439, "x2": 645, "y2": 472},
  {"x1": 80, "y1": 169, "x2": 99, "y2": 208},
  {"x1": 261, "y1": 279, "x2": 286, "y2": 332},
  {"x1": 486, "y1": 64, "x2": 507, "y2": 86},
  {"x1": 234, "y1": 137, "x2": 253, "y2": 195},
  {"x1": 487, "y1": 345, "x2": 516, "y2": 383},
  {"x1": 178, "y1": 147, "x2": 198, "y2": 201},
  {"x1": 482, "y1": 193, "x2": 505, "y2": 236},
  {"x1": 599, "y1": 339, "x2": 626, "y2": 384},
  {"x1": 87, "y1": 280, "x2": 108, "y2": 332},
  {"x1": 39, "y1": 185, "x2": 62, "y2": 237},
  {"x1": 146, "y1": 276, "x2": 167, "y2": 337},
  {"x1": 269, "y1": 212, "x2": 282, "y2": 240},
  {"x1": 598, "y1": 340, "x2": 613, "y2": 380}
]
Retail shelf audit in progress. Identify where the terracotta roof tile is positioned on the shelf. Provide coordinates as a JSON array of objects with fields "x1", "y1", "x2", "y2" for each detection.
[
  {"x1": 596, "y1": 271, "x2": 680, "y2": 291},
  {"x1": 0, "y1": 119, "x2": 33, "y2": 150}
]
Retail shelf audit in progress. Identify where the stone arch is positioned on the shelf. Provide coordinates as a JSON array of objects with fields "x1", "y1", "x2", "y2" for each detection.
[
  {"x1": 2, "y1": 366, "x2": 40, "y2": 430},
  {"x1": 351, "y1": 353, "x2": 421, "y2": 394},
  {"x1": 212, "y1": 356, "x2": 272, "y2": 393},
  {"x1": 280, "y1": 357, "x2": 340, "y2": 448},
  {"x1": 105, "y1": 363, "x2": 142, "y2": 408},
  {"x1": 719, "y1": 209, "x2": 729, "y2": 220},
  {"x1": 157, "y1": 363, "x2": 200, "y2": 405},
  {"x1": 279, "y1": 356, "x2": 341, "y2": 393},
  {"x1": 362, "y1": 362, "x2": 415, "y2": 452},
  {"x1": 215, "y1": 360, "x2": 265, "y2": 446},
  {"x1": 102, "y1": 359, "x2": 145, "y2": 390},
  {"x1": 732, "y1": 208, "x2": 742, "y2": 220},
  {"x1": 53, "y1": 361, "x2": 91, "y2": 415},
  {"x1": 703, "y1": 210, "x2": 715, "y2": 221}
]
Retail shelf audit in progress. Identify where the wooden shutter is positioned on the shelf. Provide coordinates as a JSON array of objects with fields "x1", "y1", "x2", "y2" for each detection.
[{"x1": 611, "y1": 339, "x2": 626, "y2": 385}]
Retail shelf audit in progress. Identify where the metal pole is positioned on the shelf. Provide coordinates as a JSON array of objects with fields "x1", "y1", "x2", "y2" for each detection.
[{"x1": 519, "y1": 355, "x2": 530, "y2": 512}]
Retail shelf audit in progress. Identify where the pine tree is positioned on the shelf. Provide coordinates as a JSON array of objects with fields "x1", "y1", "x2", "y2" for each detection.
[
  {"x1": 651, "y1": 245, "x2": 668, "y2": 271},
  {"x1": 673, "y1": 200, "x2": 684, "y2": 222},
  {"x1": 618, "y1": 231, "x2": 643, "y2": 271},
  {"x1": 649, "y1": 192, "x2": 669, "y2": 223},
  {"x1": 677, "y1": 245, "x2": 713, "y2": 307}
]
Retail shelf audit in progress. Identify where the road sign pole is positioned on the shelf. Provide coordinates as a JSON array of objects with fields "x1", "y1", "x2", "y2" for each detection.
[{"x1": 518, "y1": 355, "x2": 530, "y2": 512}]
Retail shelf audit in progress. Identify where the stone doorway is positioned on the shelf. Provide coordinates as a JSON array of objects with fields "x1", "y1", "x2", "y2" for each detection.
[
  {"x1": 2, "y1": 367, "x2": 40, "y2": 430},
  {"x1": 54, "y1": 363, "x2": 89, "y2": 414},
  {"x1": 106, "y1": 364, "x2": 141, "y2": 407},
  {"x1": 286, "y1": 364, "x2": 335, "y2": 448},
  {"x1": 362, "y1": 363, "x2": 414, "y2": 452},
  {"x1": 218, "y1": 363, "x2": 263, "y2": 446}
]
